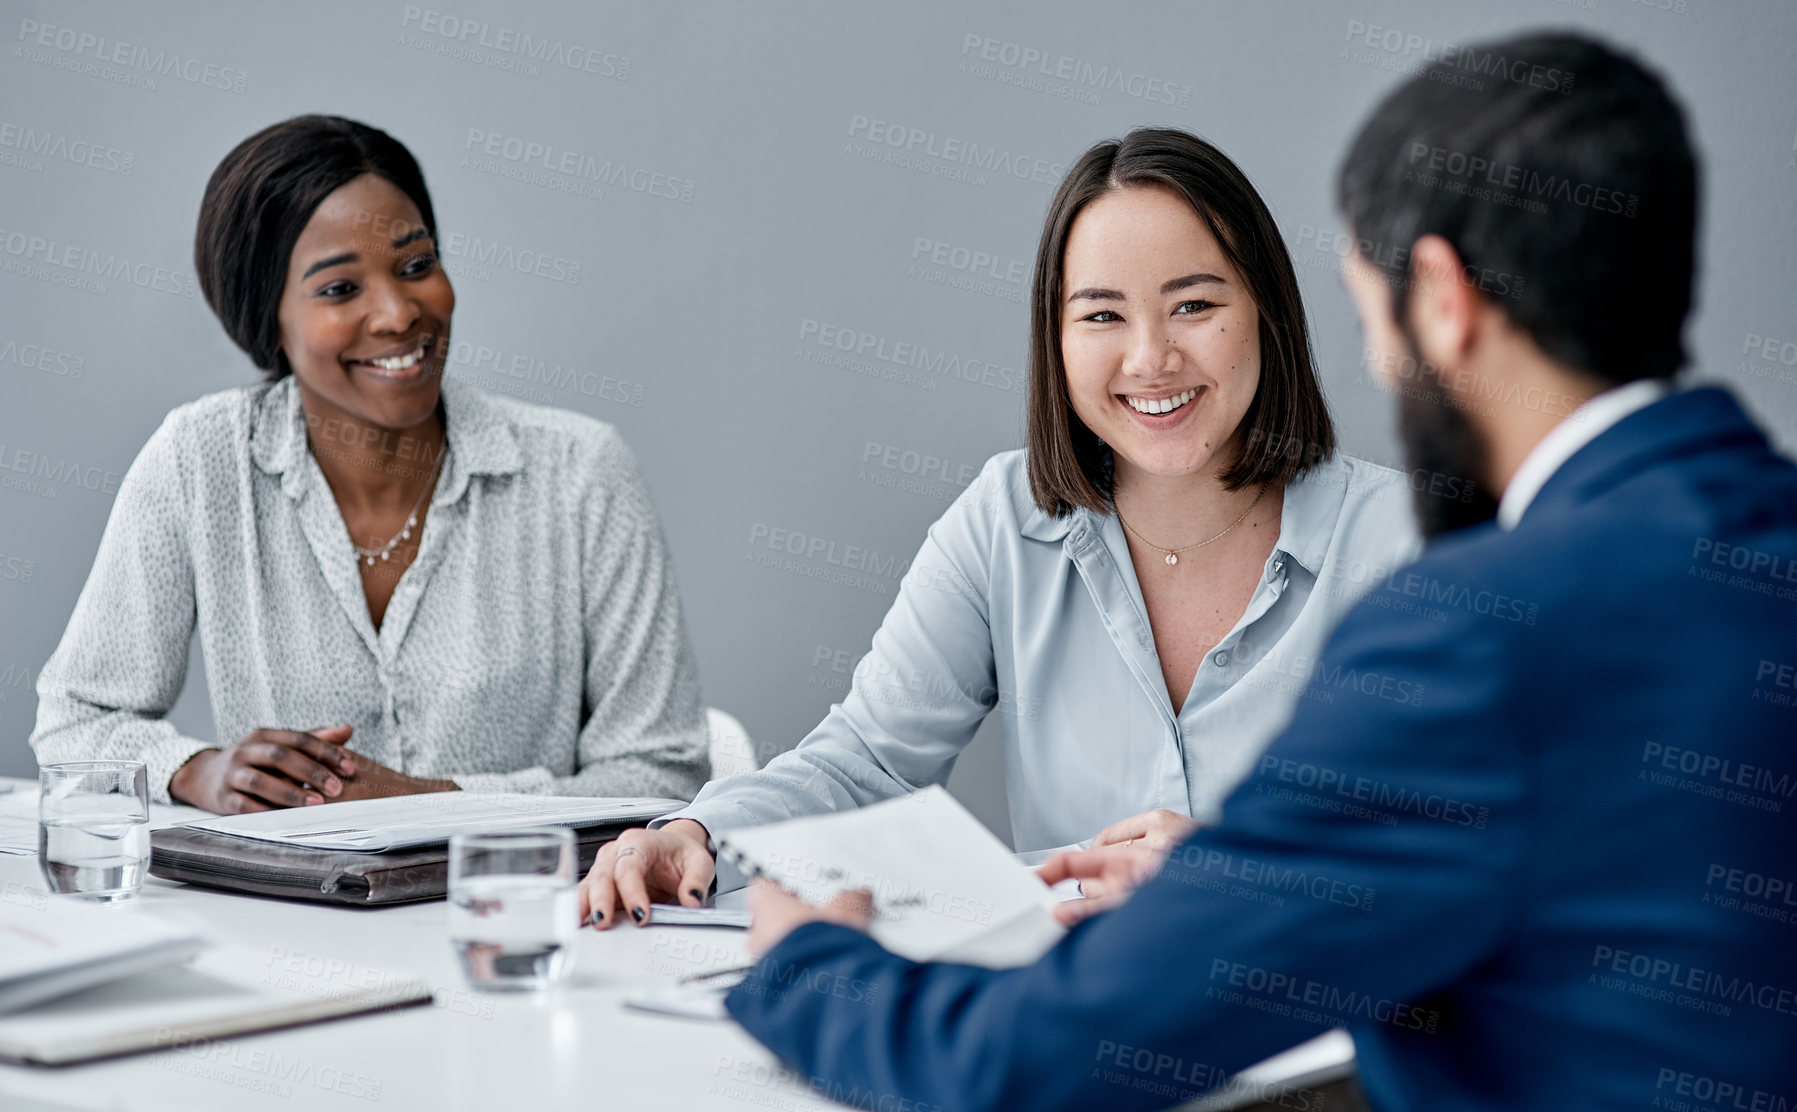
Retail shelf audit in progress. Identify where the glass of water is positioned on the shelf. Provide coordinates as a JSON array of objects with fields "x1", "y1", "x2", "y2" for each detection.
[
  {"x1": 447, "y1": 827, "x2": 577, "y2": 992},
  {"x1": 38, "y1": 760, "x2": 150, "y2": 902}
]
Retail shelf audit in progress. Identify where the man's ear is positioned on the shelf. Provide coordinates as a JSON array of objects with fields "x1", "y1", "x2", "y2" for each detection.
[{"x1": 1405, "y1": 234, "x2": 1480, "y2": 375}]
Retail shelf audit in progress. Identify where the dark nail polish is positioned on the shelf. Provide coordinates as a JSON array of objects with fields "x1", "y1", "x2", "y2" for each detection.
[
  {"x1": 688, "y1": 889, "x2": 704, "y2": 903},
  {"x1": 590, "y1": 910, "x2": 604, "y2": 927},
  {"x1": 630, "y1": 907, "x2": 646, "y2": 924}
]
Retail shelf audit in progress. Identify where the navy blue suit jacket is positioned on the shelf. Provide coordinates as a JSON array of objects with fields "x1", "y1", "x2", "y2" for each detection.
[{"x1": 726, "y1": 387, "x2": 1797, "y2": 1111}]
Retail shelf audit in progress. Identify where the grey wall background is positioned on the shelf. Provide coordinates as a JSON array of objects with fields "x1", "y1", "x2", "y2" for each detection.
[{"x1": 3, "y1": 0, "x2": 1793, "y2": 843}]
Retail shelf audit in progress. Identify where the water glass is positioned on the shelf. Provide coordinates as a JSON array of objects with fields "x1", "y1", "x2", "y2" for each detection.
[
  {"x1": 38, "y1": 760, "x2": 150, "y2": 902},
  {"x1": 447, "y1": 827, "x2": 577, "y2": 991}
]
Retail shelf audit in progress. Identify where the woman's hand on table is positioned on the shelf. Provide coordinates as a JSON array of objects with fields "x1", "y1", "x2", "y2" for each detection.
[
  {"x1": 327, "y1": 748, "x2": 457, "y2": 801},
  {"x1": 1090, "y1": 807, "x2": 1200, "y2": 855},
  {"x1": 170, "y1": 726, "x2": 359, "y2": 813},
  {"x1": 169, "y1": 725, "x2": 456, "y2": 813},
  {"x1": 745, "y1": 881, "x2": 874, "y2": 957},
  {"x1": 1028, "y1": 808, "x2": 1197, "y2": 925},
  {"x1": 579, "y1": 819, "x2": 717, "y2": 929},
  {"x1": 1038, "y1": 844, "x2": 1164, "y2": 927}
]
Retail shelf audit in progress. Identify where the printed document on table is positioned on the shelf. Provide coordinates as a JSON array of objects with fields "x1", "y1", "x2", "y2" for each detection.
[
  {"x1": 715, "y1": 787, "x2": 1066, "y2": 968},
  {"x1": 181, "y1": 792, "x2": 685, "y2": 852}
]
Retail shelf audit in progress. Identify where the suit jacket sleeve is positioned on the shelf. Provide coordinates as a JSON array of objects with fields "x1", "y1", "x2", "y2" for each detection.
[{"x1": 725, "y1": 555, "x2": 1532, "y2": 1112}]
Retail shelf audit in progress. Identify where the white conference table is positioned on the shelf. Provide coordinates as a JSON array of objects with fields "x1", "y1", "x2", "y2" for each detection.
[
  {"x1": 0, "y1": 779, "x2": 1353, "y2": 1112},
  {"x1": 0, "y1": 783, "x2": 843, "y2": 1112}
]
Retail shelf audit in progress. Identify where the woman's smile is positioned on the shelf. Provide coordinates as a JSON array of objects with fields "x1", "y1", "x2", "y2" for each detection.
[
  {"x1": 345, "y1": 333, "x2": 437, "y2": 383},
  {"x1": 1120, "y1": 386, "x2": 1204, "y2": 428}
]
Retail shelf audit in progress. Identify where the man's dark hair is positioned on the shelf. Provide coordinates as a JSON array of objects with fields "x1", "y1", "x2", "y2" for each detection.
[
  {"x1": 1337, "y1": 33, "x2": 1698, "y2": 384},
  {"x1": 1028, "y1": 128, "x2": 1335, "y2": 517},
  {"x1": 194, "y1": 115, "x2": 437, "y2": 379}
]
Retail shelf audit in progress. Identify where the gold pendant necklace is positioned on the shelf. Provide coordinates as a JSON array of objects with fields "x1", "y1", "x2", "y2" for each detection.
[{"x1": 1116, "y1": 483, "x2": 1267, "y2": 566}]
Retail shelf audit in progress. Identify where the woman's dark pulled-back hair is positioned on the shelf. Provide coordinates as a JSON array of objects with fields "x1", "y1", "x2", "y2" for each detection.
[
  {"x1": 194, "y1": 115, "x2": 437, "y2": 378},
  {"x1": 1336, "y1": 32, "x2": 1698, "y2": 385},
  {"x1": 1027, "y1": 128, "x2": 1335, "y2": 518}
]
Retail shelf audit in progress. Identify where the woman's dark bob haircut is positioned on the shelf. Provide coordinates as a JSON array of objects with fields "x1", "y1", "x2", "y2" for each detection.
[
  {"x1": 194, "y1": 115, "x2": 437, "y2": 378},
  {"x1": 1027, "y1": 128, "x2": 1334, "y2": 518}
]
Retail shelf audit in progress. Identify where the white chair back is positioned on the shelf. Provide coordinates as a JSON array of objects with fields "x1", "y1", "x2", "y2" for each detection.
[{"x1": 705, "y1": 707, "x2": 759, "y2": 779}]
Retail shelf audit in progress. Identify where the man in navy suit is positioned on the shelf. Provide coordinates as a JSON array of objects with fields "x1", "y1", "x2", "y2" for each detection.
[{"x1": 724, "y1": 32, "x2": 1797, "y2": 1111}]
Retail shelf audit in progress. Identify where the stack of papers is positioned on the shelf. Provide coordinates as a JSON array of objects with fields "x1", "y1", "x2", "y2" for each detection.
[
  {"x1": 0, "y1": 785, "x2": 37, "y2": 855},
  {"x1": 181, "y1": 791, "x2": 686, "y2": 852},
  {"x1": 0, "y1": 897, "x2": 205, "y2": 1015}
]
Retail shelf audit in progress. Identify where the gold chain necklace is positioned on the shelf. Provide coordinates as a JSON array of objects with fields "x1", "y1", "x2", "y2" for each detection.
[
  {"x1": 352, "y1": 443, "x2": 447, "y2": 568},
  {"x1": 1116, "y1": 483, "x2": 1268, "y2": 566}
]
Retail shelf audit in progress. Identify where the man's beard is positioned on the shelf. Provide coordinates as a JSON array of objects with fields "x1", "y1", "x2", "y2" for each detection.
[{"x1": 1393, "y1": 337, "x2": 1501, "y2": 539}]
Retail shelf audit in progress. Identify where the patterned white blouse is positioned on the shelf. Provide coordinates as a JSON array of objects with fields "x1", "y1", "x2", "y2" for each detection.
[{"x1": 30, "y1": 374, "x2": 710, "y2": 804}]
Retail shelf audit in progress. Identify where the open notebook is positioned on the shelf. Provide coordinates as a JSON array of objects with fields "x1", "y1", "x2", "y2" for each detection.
[{"x1": 0, "y1": 943, "x2": 432, "y2": 1066}]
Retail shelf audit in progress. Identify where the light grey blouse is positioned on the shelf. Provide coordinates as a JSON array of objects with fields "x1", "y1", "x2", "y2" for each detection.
[
  {"x1": 31, "y1": 374, "x2": 709, "y2": 804},
  {"x1": 670, "y1": 449, "x2": 1423, "y2": 885}
]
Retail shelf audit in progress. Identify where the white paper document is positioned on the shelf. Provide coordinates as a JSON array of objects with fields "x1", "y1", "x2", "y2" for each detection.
[
  {"x1": 715, "y1": 787, "x2": 1066, "y2": 967},
  {"x1": 624, "y1": 983, "x2": 734, "y2": 1021},
  {"x1": 0, "y1": 818, "x2": 34, "y2": 856},
  {"x1": 181, "y1": 791, "x2": 686, "y2": 852}
]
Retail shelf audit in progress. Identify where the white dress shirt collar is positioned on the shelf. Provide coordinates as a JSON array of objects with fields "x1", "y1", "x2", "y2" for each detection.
[
  {"x1": 1496, "y1": 377, "x2": 1673, "y2": 530},
  {"x1": 248, "y1": 373, "x2": 524, "y2": 505}
]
